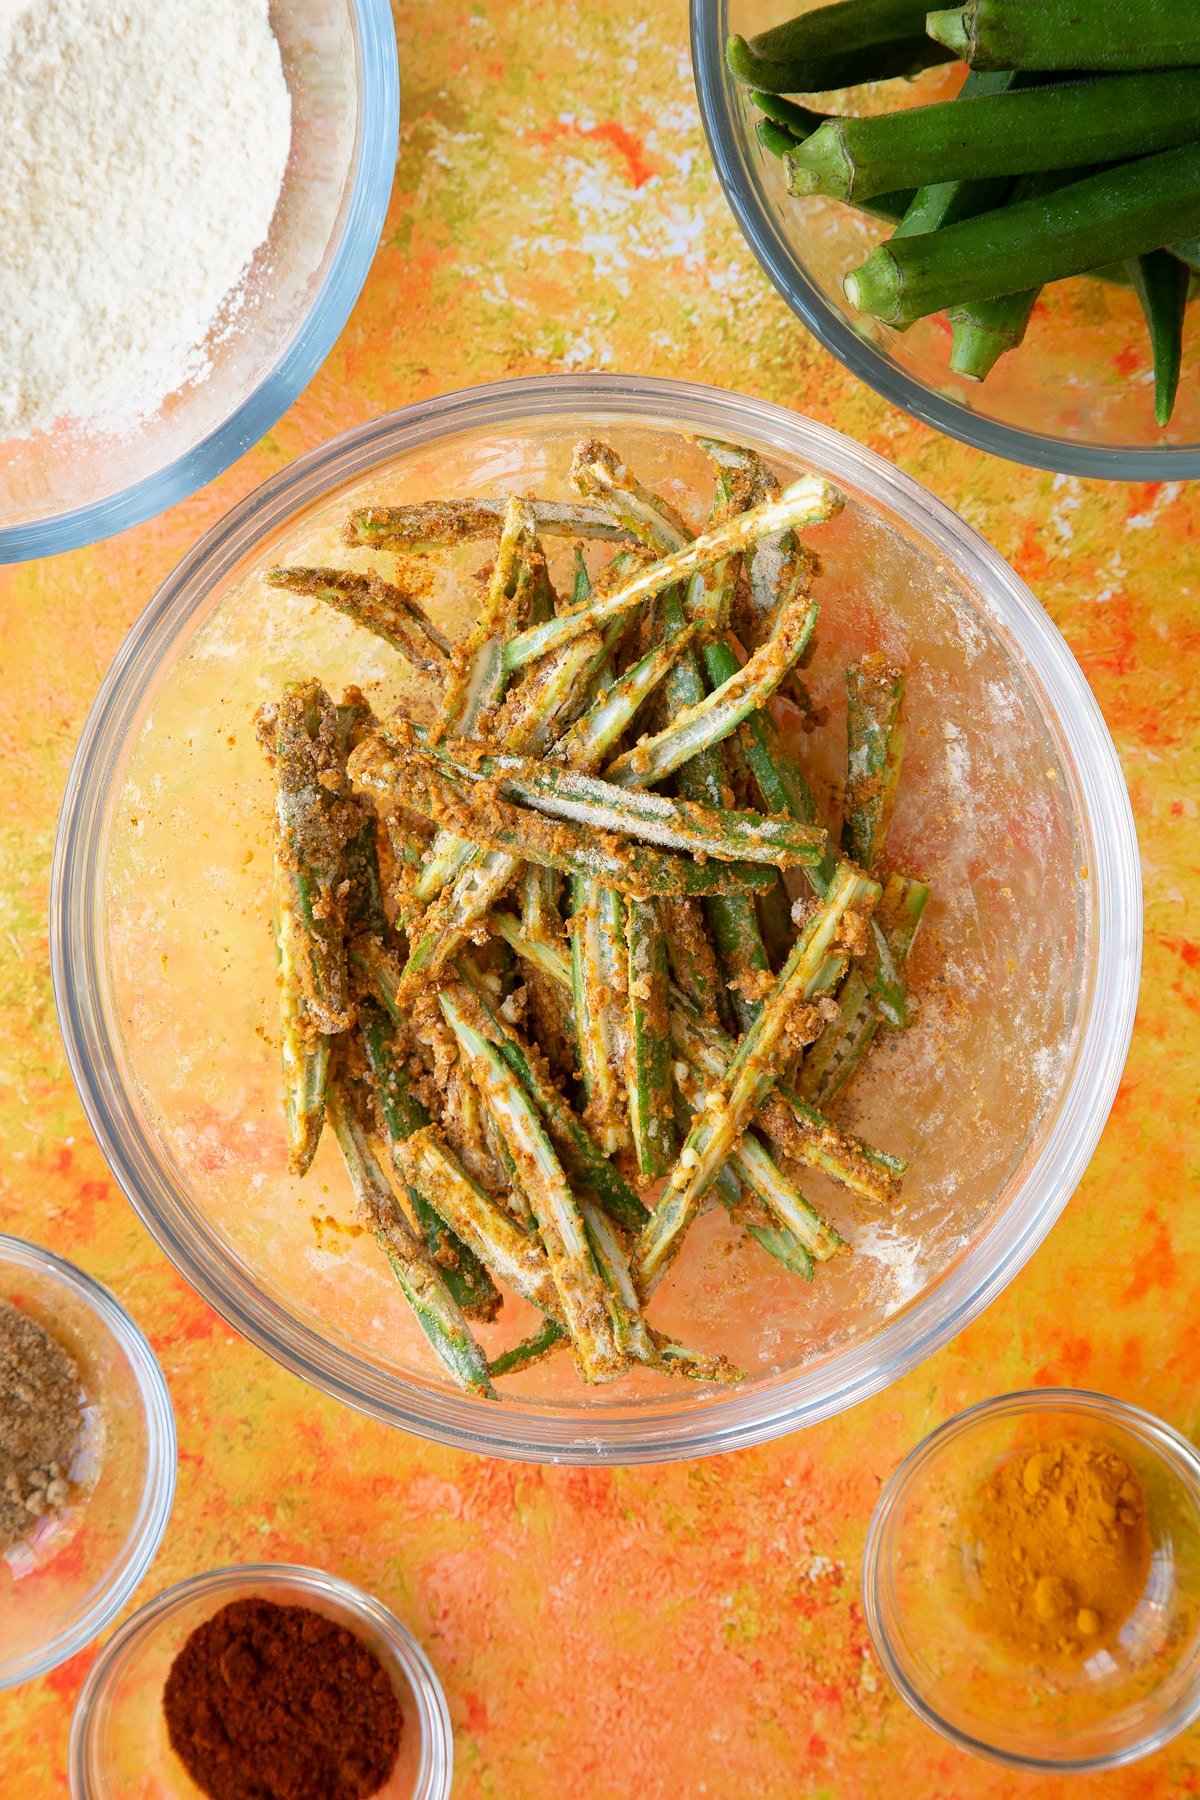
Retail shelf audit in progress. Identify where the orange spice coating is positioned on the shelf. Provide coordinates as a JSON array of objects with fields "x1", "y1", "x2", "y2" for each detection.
[{"x1": 965, "y1": 1435, "x2": 1151, "y2": 1664}]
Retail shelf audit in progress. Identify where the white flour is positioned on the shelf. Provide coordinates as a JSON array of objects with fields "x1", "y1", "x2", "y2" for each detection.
[{"x1": 0, "y1": 0, "x2": 292, "y2": 439}]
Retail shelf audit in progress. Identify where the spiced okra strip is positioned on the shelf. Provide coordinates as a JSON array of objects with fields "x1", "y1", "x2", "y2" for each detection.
[
  {"x1": 845, "y1": 145, "x2": 1200, "y2": 327},
  {"x1": 396, "y1": 1127, "x2": 563, "y2": 1322},
  {"x1": 926, "y1": 0, "x2": 1200, "y2": 72},
  {"x1": 356, "y1": 730, "x2": 827, "y2": 867},
  {"x1": 625, "y1": 898, "x2": 676, "y2": 1179},
  {"x1": 673, "y1": 1059, "x2": 841, "y2": 1264},
  {"x1": 344, "y1": 497, "x2": 631, "y2": 550},
  {"x1": 501, "y1": 477, "x2": 843, "y2": 674},
  {"x1": 259, "y1": 679, "x2": 356, "y2": 1036},
  {"x1": 411, "y1": 629, "x2": 608, "y2": 909},
  {"x1": 387, "y1": 766, "x2": 776, "y2": 900},
  {"x1": 800, "y1": 873, "x2": 930, "y2": 1107},
  {"x1": 604, "y1": 586, "x2": 820, "y2": 789},
  {"x1": 326, "y1": 1078, "x2": 496, "y2": 1399},
  {"x1": 437, "y1": 989, "x2": 629, "y2": 1383},
  {"x1": 265, "y1": 567, "x2": 450, "y2": 673},
  {"x1": 725, "y1": 0, "x2": 953, "y2": 94},
  {"x1": 361, "y1": 1005, "x2": 501, "y2": 1321},
  {"x1": 453, "y1": 959, "x2": 648, "y2": 1233},
  {"x1": 786, "y1": 72, "x2": 1200, "y2": 206},
  {"x1": 435, "y1": 496, "x2": 541, "y2": 742},
  {"x1": 668, "y1": 995, "x2": 904, "y2": 1206},
  {"x1": 632, "y1": 860, "x2": 881, "y2": 1298},
  {"x1": 570, "y1": 878, "x2": 631, "y2": 1155},
  {"x1": 842, "y1": 655, "x2": 906, "y2": 872},
  {"x1": 272, "y1": 861, "x2": 329, "y2": 1176}
]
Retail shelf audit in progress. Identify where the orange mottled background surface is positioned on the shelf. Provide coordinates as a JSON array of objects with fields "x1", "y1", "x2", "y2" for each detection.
[{"x1": 2, "y1": 2, "x2": 1200, "y2": 1795}]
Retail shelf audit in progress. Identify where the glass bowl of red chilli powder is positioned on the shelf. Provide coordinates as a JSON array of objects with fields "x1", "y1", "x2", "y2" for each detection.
[
  {"x1": 864, "y1": 1389, "x2": 1200, "y2": 1772},
  {"x1": 68, "y1": 1563, "x2": 453, "y2": 1800}
]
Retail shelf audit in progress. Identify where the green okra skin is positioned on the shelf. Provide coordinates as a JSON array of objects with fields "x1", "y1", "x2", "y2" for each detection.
[
  {"x1": 1129, "y1": 249, "x2": 1190, "y2": 428},
  {"x1": 725, "y1": 0, "x2": 953, "y2": 94},
  {"x1": 361, "y1": 1005, "x2": 501, "y2": 1321},
  {"x1": 327, "y1": 1078, "x2": 496, "y2": 1399},
  {"x1": 488, "y1": 1316, "x2": 567, "y2": 1379},
  {"x1": 788, "y1": 72, "x2": 1200, "y2": 205},
  {"x1": 265, "y1": 567, "x2": 450, "y2": 673},
  {"x1": 926, "y1": 0, "x2": 1200, "y2": 72},
  {"x1": 753, "y1": 92, "x2": 827, "y2": 138},
  {"x1": 1171, "y1": 236, "x2": 1200, "y2": 276},
  {"x1": 945, "y1": 170, "x2": 1077, "y2": 381},
  {"x1": 632, "y1": 861, "x2": 880, "y2": 1298},
  {"x1": 625, "y1": 898, "x2": 677, "y2": 1180},
  {"x1": 891, "y1": 69, "x2": 1032, "y2": 247},
  {"x1": 842, "y1": 655, "x2": 907, "y2": 872},
  {"x1": 501, "y1": 477, "x2": 842, "y2": 674},
  {"x1": 757, "y1": 118, "x2": 917, "y2": 222},
  {"x1": 410, "y1": 609, "x2": 674, "y2": 915},
  {"x1": 845, "y1": 143, "x2": 1200, "y2": 327}
]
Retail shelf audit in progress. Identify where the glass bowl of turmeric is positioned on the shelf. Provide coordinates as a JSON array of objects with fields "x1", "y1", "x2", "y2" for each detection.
[{"x1": 864, "y1": 1389, "x2": 1200, "y2": 1771}]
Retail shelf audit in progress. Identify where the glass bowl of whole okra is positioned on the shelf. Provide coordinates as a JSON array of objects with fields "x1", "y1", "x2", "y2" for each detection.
[
  {"x1": 694, "y1": 0, "x2": 1200, "y2": 477},
  {"x1": 51, "y1": 374, "x2": 1139, "y2": 1463}
]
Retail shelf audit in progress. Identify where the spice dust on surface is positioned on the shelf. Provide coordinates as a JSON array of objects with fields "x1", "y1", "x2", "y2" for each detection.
[
  {"x1": 964, "y1": 1435, "x2": 1151, "y2": 1665},
  {"x1": 162, "y1": 1597, "x2": 403, "y2": 1800},
  {"x1": 0, "y1": 1296, "x2": 83, "y2": 1554}
]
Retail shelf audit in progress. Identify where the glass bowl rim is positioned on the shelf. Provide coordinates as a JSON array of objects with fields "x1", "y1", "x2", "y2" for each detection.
[
  {"x1": 66, "y1": 1560, "x2": 454, "y2": 1800},
  {"x1": 689, "y1": 0, "x2": 1200, "y2": 480},
  {"x1": 862, "y1": 1386, "x2": 1200, "y2": 1772},
  {"x1": 0, "y1": 1232, "x2": 177, "y2": 1691},
  {"x1": 0, "y1": 0, "x2": 400, "y2": 565},
  {"x1": 49, "y1": 370, "x2": 1141, "y2": 1465}
]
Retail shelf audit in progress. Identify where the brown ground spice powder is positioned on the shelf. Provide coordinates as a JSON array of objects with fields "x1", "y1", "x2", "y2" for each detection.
[
  {"x1": 0, "y1": 1296, "x2": 82, "y2": 1554},
  {"x1": 964, "y1": 1435, "x2": 1151, "y2": 1664},
  {"x1": 163, "y1": 1597, "x2": 403, "y2": 1800}
]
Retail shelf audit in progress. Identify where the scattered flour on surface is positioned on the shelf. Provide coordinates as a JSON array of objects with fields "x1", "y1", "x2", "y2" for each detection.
[{"x1": 0, "y1": 0, "x2": 291, "y2": 438}]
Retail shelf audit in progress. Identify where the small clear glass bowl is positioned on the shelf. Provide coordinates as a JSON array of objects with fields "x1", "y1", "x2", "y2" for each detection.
[
  {"x1": 0, "y1": 0, "x2": 398, "y2": 562},
  {"x1": 0, "y1": 1234, "x2": 175, "y2": 1690},
  {"x1": 692, "y1": 0, "x2": 1200, "y2": 477},
  {"x1": 51, "y1": 372, "x2": 1140, "y2": 1464},
  {"x1": 68, "y1": 1563, "x2": 454, "y2": 1799},
  {"x1": 864, "y1": 1390, "x2": 1200, "y2": 1771}
]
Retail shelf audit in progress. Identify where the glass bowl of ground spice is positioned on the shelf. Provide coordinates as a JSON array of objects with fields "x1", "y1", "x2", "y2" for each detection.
[
  {"x1": 68, "y1": 1562, "x2": 453, "y2": 1800},
  {"x1": 0, "y1": 0, "x2": 399, "y2": 562},
  {"x1": 0, "y1": 1234, "x2": 175, "y2": 1690},
  {"x1": 864, "y1": 1388, "x2": 1200, "y2": 1771}
]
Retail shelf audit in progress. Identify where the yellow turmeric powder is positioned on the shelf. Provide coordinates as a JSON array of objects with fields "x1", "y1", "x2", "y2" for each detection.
[{"x1": 964, "y1": 1436, "x2": 1150, "y2": 1664}]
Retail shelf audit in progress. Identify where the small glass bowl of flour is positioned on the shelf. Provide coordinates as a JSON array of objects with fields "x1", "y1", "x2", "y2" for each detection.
[
  {"x1": 0, "y1": 0, "x2": 398, "y2": 560},
  {"x1": 0, "y1": 1234, "x2": 175, "y2": 1689}
]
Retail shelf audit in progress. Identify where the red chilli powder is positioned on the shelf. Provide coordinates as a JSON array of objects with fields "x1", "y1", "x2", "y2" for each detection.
[{"x1": 163, "y1": 1597, "x2": 403, "y2": 1800}]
